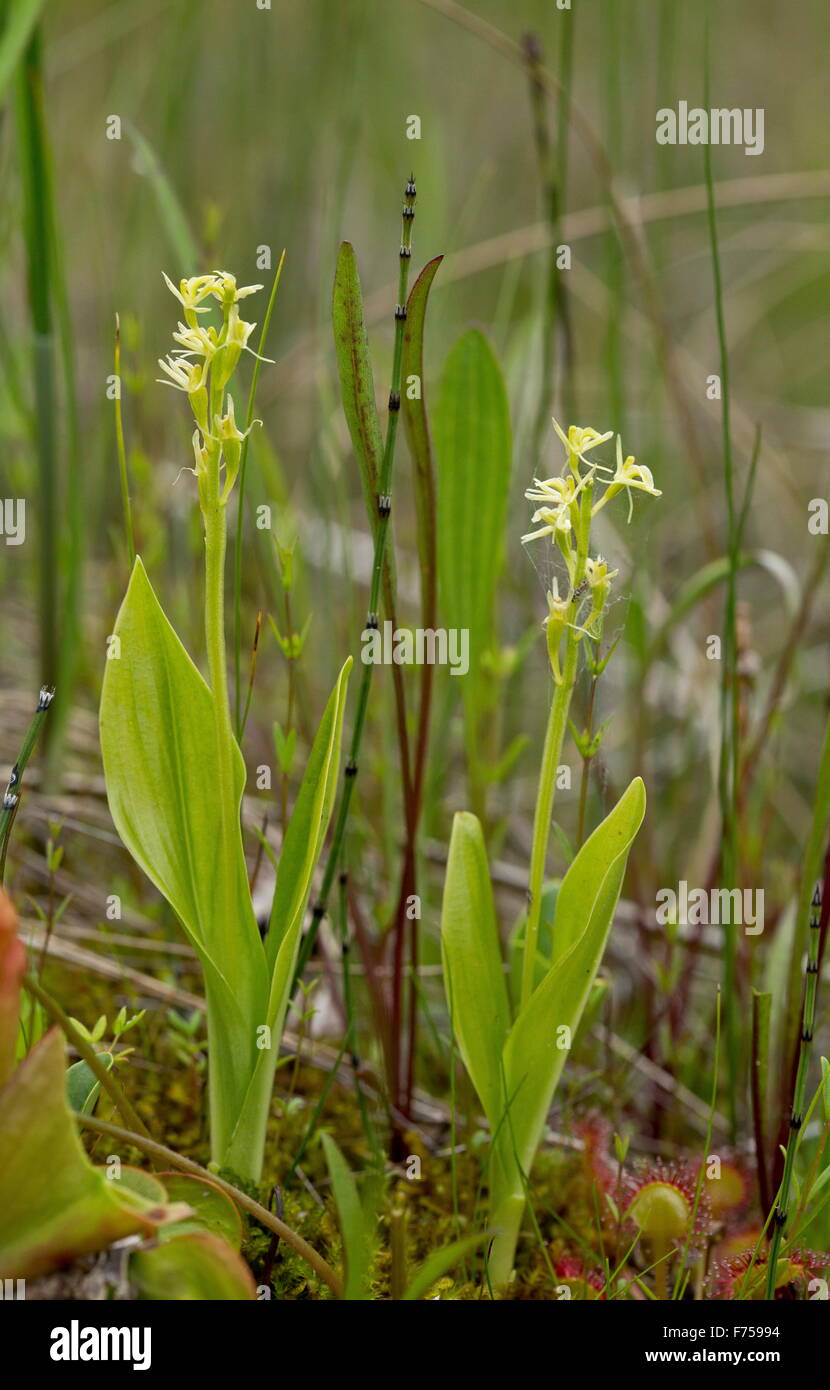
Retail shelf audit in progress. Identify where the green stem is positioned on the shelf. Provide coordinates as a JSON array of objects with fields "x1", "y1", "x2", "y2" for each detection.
[
  {"x1": 203, "y1": 494, "x2": 236, "y2": 809},
  {"x1": 520, "y1": 638, "x2": 578, "y2": 1009},
  {"x1": 576, "y1": 672, "x2": 598, "y2": 850},
  {"x1": 114, "y1": 315, "x2": 135, "y2": 567},
  {"x1": 704, "y1": 17, "x2": 740, "y2": 1140},
  {"x1": 201, "y1": 452, "x2": 247, "y2": 1166},
  {"x1": 23, "y1": 973, "x2": 152, "y2": 1143},
  {"x1": 0, "y1": 686, "x2": 54, "y2": 885},
  {"x1": 292, "y1": 178, "x2": 416, "y2": 991},
  {"x1": 74, "y1": 1112, "x2": 342, "y2": 1297},
  {"x1": 653, "y1": 1238, "x2": 670, "y2": 1301},
  {"x1": 233, "y1": 252, "x2": 285, "y2": 735},
  {"x1": 17, "y1": 31, "x2": 58, "y2": 709},
  {"x1": 521, "y1": 469, "x2": 591, "y2": 1010},
  {"x1": 765, "y1": 881, "x2": 823, "y2": 1297}
]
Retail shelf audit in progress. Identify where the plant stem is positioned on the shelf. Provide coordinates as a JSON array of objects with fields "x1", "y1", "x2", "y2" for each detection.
[
  {"x1": 653, "y1": 1239, "x2": 670, "y2": 1301},
  {"x1": 233, "y1": 251, "x2": 285, "y2": 735},
  {"x1": 576, "y1": 671, "x2": 598, "y2": 850},
  {"x1": 765, "y1": 880, "x2": 824, "y2": 1297},
  {"x1": 201, "y1": 450, "x2": 250, "y2": 1165},
  {"x1": 522, "y1": 16, "x2": 575, "y2": 454},
  {"x1": 23, "y1": 973, "x2": 152, "y2": 1143},
  {"x1": 704, "y1": 25, "x2": 740, "y2": 1139},
  {"x1": 292, "y1": 178, "x2": 416, "y2": 991},
  {"x1": 521, "y1": 638, "x2": 578, "y2": 1009},
  {"x1": 0, "y1": 686, "x2": 54, "y2": 885},
  {"x1": 74, "y1": 1112, "x2": 342, "y2": 1297},
  {"x1": 203, "y1": 495, "x2": 238, "y2": 860},
  {"x1": 521, "y1": 469, "x2": 591, "y2": 1010},
  {"x1": 17, "y1": 30, "x2": 58, "y2": 708},
  {"x1": 114, "y1": 314, "x2": 135, "y2": 567}
]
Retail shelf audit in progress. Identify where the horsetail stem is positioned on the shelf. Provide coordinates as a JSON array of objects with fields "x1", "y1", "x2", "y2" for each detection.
[
  {"x1": 0, "y1": 685, "x2": 54, "y2": 885},
  {"x1": 764, "y1": 878, "x2": 824, "y2": 1297},
  {"x1": 292, "y1": 177, "x2": 416, "y2": 990}
]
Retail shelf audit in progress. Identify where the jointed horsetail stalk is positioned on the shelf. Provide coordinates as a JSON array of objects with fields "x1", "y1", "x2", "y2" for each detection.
[
  {"x1": 765, "y1": 876, "x2": 825, "y2": 1296},
  {"x1": 0, "y1": 686, "x2": 55, "y2": 885},
  {"x1": 292, "y1": 177, "x2": 416, "y2": 989}
]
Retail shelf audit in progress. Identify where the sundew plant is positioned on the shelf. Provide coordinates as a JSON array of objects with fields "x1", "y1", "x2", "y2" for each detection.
[{"x1": 1, "y1": 0, "x2": 830, "y2": 1337}]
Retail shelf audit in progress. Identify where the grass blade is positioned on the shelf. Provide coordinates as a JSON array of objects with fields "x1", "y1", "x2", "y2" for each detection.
[{"x1": 124, "y1": 120, "x2": 199, "y2": 271}]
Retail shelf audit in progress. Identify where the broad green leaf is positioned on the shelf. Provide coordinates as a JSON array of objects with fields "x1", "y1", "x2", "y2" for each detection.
[
  {"x1": 332, "y1": 242, "x2": 384, "y2": 534},
  {"x1": 434, "y1": 330, "x2": 512, "y2": 673},
  {"x1": 65, "y1": 1052, "x2": 112, "y2": 1115},
  {"x1": 320, "y1": 1131, "x2": 375, "y2": 1301},
  {"x1": 223, "y1": 658, "x2": 351, "y2": 1176},
  {"x1": 100, "y1": 557, "x2": 266, "y2": 1165},
  {"x1": 110, "y1": 1167, "x2": 168, "y2": 1208},
  {"x1": 0, "y1": 1030, "x2": 187, "y2": 1278},
  {"x1": 502, "y1": 777, "x2": 646, "y2": 1179},
  {"x1": 440, "y1": 812, "x2": 511, "y2": 1131},
  {"x1": 153, "y1": 1173, "x2": 243, "y2": 1250},
  {"x1": 402, "y1": 1230, "x2": 492, "y2": 1301},
  {"x1": 131, "y1": 1232, "x2": 255, "y2": 1301},
  {"x1": 402, "y1": 255, "x2": 443, "y2": 619}
]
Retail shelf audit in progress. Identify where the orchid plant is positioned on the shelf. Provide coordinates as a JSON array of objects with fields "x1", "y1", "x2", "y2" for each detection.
[
  {"x1": 100, "y1": 271, "x2": 351, "y2": 1184},
  {"x1": 440, "y1": 418, "x2": 660, "y2": 1291}
]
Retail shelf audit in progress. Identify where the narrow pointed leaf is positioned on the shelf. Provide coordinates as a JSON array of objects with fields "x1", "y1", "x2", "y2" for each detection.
[
  {"x1": 332, "y1": 242, "x2": 384, "y2": 532},
  {"x1": 223, "y1": 658, "x2": 351, "y2": 1175},
  {"x1": 320, "y1": 1131, "x2": 373, "y2": 1301},
  {"x1": 402, "y1": 255, "x2": 443, "y2": 619},
  {"x1": 265, "y1": 657, "x2": 352, "y2": 971},
  {"x1": 403, "y1": 1230, "x2": 492, "y2": 1301}
]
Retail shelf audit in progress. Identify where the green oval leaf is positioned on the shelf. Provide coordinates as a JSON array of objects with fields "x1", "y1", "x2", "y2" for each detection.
[{"x1": 440, "y1": 811, "x2": 511, "y2": 1132}]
